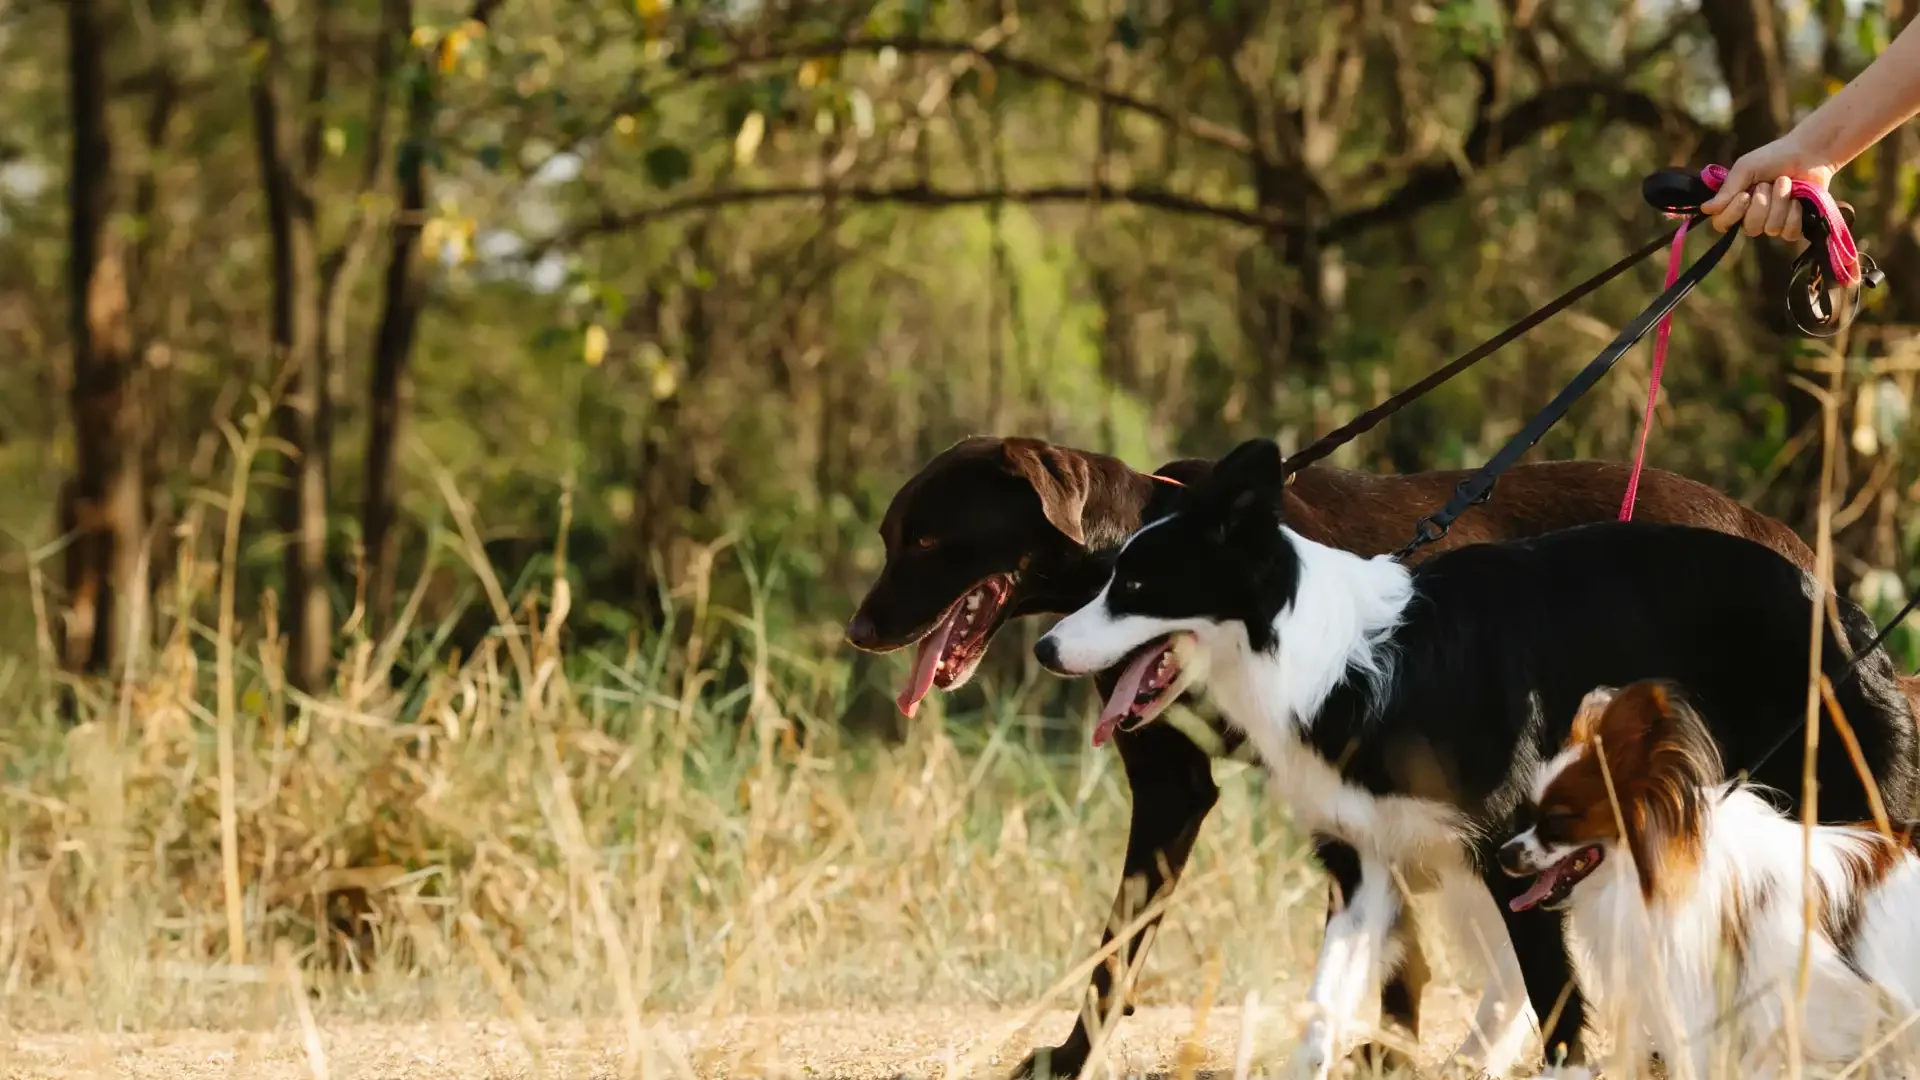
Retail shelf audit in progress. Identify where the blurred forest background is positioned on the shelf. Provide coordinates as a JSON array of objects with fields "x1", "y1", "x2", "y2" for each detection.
[{"x1": 2, "y1": 0, "x2": 1920, "y2": 1047}]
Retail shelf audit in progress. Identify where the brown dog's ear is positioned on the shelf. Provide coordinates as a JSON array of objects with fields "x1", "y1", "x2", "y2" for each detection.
[{"x1": 1002, "y1": 438, "x2": 1091, "y2": 547}]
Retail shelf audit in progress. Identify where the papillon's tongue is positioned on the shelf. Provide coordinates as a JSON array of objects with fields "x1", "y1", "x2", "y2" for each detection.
[
  {"x1": 1093, "y1": 642, "x2": 1170, "y2": 748},
  {"x1": 1509, "y1": 864, "x2": 1564, "y2": 913},
  {"x1": 896, "y1": 610, "x2": 958, "y2": 718}
]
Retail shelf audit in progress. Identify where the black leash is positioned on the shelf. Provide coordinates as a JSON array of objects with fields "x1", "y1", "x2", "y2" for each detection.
[
  {"x1": 1735, "y1": 590, "x2": 1920, "y2": 784},
  {"x1": 1285, "y1": 168, "x2": 1883, "y2": 486},
  {"x1": 1393, "y1": 222, "x2": 1739, "y2": 561}
]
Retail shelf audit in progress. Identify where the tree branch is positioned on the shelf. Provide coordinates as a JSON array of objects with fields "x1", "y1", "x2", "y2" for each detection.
[
  {"x1": 649, "y1": 35, "x2": 1260, "y2": 160},
  {"x1": 530, "y1": 182, "x2": 1274, "y2": 259},
  {"x1": 1322, "y1": 81, "x2": 1716, "y2": 243},
  {"x1": 540, "y1": 81, "x2": 1717, "y2": 256}
]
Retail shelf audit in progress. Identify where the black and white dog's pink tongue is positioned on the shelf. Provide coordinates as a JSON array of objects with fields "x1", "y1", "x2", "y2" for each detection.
[
  {"x1": 1093, "y1": 643, "x2": 1167, "y2": 748},
  {"x1": 895, "y1": 612, "x2": 958, "y2": 718},
  {"x1": 1509, "y1": 865, "x2": 1564, "y2": 912}
]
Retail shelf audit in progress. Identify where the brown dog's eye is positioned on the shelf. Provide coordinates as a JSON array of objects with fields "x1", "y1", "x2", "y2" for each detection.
[{"x1": 914, "y1": 536, "x2": 938, "y2": 551}]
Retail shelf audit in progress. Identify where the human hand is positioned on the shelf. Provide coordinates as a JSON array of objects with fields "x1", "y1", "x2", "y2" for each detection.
[{"x1": 1697, "y1": 134, "x2": 1839, "y2": 241}]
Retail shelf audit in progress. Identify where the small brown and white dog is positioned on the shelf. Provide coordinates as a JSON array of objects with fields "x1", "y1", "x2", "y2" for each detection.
[{"x1": 1499, "y1": 680, "x2": 1920, "y2": 1080}]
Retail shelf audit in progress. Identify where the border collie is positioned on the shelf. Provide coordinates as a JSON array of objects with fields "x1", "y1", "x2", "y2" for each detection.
[
  {"x1": 1032, "y1": 438, "x2": 1918, "y2": 1079},
  {"x1": 1500, "y1": 680, "x2": 1920, "y2": 1080}
]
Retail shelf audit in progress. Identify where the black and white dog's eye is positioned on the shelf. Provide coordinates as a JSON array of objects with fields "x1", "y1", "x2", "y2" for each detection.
[{"x1": 1119, "y1": 579, "x2": 1142, "y2": 594}]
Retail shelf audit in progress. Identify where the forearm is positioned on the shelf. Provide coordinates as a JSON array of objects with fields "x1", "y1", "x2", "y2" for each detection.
[{"x1": 1797, "y1": 17, "x2": 1920, "y2": 169}]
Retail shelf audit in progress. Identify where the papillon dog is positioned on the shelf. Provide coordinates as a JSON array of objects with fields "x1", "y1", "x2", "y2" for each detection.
[{"x1": 1501, "y1": 680, "x2": 1920, "y2": 1080}]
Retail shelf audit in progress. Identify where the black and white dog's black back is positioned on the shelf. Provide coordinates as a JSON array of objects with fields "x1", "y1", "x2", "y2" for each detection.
[{"x1": 1035, "y1": 438, "x2": 1919, "y2": 1079}]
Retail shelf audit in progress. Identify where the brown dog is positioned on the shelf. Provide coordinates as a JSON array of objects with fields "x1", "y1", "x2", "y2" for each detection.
[{"x1": 846, "y1": 435, "x2": 1830, "y2": 1078}]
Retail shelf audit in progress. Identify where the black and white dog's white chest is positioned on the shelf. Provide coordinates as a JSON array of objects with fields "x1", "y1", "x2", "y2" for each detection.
[{"x1": 1206, "y1": 660, "x2": 1474, "y2": 869}]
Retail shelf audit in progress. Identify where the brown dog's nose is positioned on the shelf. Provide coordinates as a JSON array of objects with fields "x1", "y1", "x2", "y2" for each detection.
[{"x1": 845, "y1": 612, "x2": 877, "y2": 649}]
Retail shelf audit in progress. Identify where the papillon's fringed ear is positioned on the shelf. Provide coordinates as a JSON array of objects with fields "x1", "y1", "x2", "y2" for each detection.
[{"x1": 1570, "y1": 686, "x2": 1618, "y2": 744}]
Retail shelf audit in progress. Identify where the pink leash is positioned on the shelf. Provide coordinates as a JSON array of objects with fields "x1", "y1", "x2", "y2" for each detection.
[{"x1": 1617, "y1": 165, "x2": 1863, "y2": 521}]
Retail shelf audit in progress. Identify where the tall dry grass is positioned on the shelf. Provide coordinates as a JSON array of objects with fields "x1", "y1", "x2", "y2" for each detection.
[
  {"x1": 5, "y1": 398, "x2": 1917, "y2": 1080},
  {"x1": 0, "y1": 407, "x2": 1337, "y2": 1075}
]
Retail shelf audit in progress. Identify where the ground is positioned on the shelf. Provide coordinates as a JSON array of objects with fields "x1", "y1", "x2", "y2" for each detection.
[{"x1": 0, "y1": 991, "x2": 1490, "y2": 1079}]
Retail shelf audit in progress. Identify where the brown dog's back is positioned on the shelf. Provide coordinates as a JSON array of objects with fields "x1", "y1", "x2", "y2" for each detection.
[{"x1": 1283, "y1": 459, "x2": 1813, "y2": 568}]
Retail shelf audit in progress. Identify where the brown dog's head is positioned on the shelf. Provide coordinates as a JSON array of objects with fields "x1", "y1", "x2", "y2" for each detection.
[
  {"x1": 1499, "y1": 680, "x2": 1722, "y2": 909},
  {"x1": 846, "y1": 436, "x2": 1161, "y2": 717}
]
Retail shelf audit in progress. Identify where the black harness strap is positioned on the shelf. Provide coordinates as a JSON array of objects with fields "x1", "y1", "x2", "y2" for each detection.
[{"x1": 1394, "y1": 222, "x2": 1740, "y2": 561}]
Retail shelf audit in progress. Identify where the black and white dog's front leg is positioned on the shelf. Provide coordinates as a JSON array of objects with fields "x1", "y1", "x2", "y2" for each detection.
[{"x1": 1291, "y1": 844, "x2": 1403, "y2": 1080}]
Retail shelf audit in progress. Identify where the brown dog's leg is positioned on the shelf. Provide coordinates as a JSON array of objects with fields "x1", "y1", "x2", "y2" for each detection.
[{"x1": 1013, "y1": 720, "x2": 1217, "y2": 1079}]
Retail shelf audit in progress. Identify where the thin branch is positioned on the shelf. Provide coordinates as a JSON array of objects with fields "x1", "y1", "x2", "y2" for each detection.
[
  {"x1": 649, "y1": 35, "x2": 1261, "y2": 160},
  {"x1": 539, "y1": 78, "x2": 1717, "y2": 256},
  {"x1": 531, "y1": 182, "x2": 1275, "y2": 259},
  {"x1": 1321, "y1": 81, "x2": 1715, "y2": 243}
]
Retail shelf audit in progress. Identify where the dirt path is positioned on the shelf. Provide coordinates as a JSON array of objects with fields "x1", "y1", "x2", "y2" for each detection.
[{"x1": 1, "y1": 991, "x2": 1489, "y2": 1079}]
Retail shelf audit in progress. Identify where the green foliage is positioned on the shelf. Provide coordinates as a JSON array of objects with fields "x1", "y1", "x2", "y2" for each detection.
[
  {"x1": 0, "y1": 0, "x2": 1916, "y2": 693},
  {"x1": 642, "y1": 142, "x2": 693, "y2": 189}
]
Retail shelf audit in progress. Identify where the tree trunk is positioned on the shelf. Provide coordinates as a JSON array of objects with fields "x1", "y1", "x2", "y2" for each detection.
[
  {"x1": 62, "y1": 0, "x2": 149, "y2": 691},
  {"x1": 364, "y1": 0, "x2": 431, "y2": 634},
  {"x1": 245, "y1": 0, "x2": 329, "y2": 698}
]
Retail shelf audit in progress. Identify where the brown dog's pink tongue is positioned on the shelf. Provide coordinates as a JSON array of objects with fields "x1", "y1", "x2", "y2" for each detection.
[
  {"x1": 1509, "y1": 864, "x2": 1564, "y2": 912},
  {"x1": 896, "y1": 612, "x2": 958, "y2": 718},
  {"x1": 1093, "y1": 643, "x2": 1167, "y2": 748}
]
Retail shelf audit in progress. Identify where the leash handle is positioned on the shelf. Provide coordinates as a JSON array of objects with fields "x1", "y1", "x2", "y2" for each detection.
[
  {"x1": 1646, "y1": 165, "x2": 1864, "y2": 285},
  {"x1": 1649, "y1": 164, "x2": 1884, "y2": 337}
]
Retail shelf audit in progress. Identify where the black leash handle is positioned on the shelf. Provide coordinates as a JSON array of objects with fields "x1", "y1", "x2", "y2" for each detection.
[
  {"x1": 1283, "y1": 168, "x2": 1890, "y2": 480},
  {"x1": 1396, "y1": 221, "x2": 1740, "y2": 560},
  {"x1": 1646, "y1": 167, "x2": 1885, "y2": 338}
]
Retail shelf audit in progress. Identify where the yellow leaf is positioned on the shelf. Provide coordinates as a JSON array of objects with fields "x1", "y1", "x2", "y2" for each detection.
[
  {"x1": 439, "y1": 28, "x2": 466, "y2": 73},
  {"x1": 323, "y1": 126, "x2": 346, "y2": 158},
  {"x1": 583, "y1": 325, "x2": 609, "y2": 367},
  {"x1": 650, "y1": 361, "x2": 678, "y2": 400},
  {"x1": 798, "y1": 59, "x2": 822, "y2": 88},
  {"x1": 734, "y1": 110, "x2": 765, "y2": 166},
  {"x1": 615, "y1": 114, "x2": 638, "y2": 136}
]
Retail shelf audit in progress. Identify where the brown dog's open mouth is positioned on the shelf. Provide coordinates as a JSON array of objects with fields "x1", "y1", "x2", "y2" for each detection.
[
  {"x1": 895, "y1": 574, "x2": 1015, "y2": 717},
  {"x1": 1092, "y1": 634, "x2": 1193, "y2": 747},
  {"x1": 1510, "y1": 845, "x2": 1605, "y2": 912}
]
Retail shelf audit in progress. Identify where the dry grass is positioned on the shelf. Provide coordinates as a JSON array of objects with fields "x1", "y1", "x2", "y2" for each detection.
[
  {"x1": 2, "y1": 409, "x2": 1916, "y2": 1079},
  {"x1": 0, "y1": 425, "x2": 1358, "y2": 1077}
]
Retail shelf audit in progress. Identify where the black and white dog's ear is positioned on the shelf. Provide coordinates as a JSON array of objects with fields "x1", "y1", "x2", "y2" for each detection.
[{"x1": 1197, "y1": 438, "x2": 1288, "y2": 541}]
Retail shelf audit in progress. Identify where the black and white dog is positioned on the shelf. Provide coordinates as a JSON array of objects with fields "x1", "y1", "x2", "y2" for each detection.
[{"x1": 1033, "y1": 438, "x2": 1919, "y2": 1078}]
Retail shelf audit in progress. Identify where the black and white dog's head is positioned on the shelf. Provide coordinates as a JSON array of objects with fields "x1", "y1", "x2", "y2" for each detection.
[
  {"x1": 1035, "y1": 438, "x2": 1414, "y2": 743},
  {"x1": 1034, "y1": 437, "x2": 1301, "y2": 681},
  {"x1": 1029, "y1": 434, "x2": 1297, "y2": 672}
]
